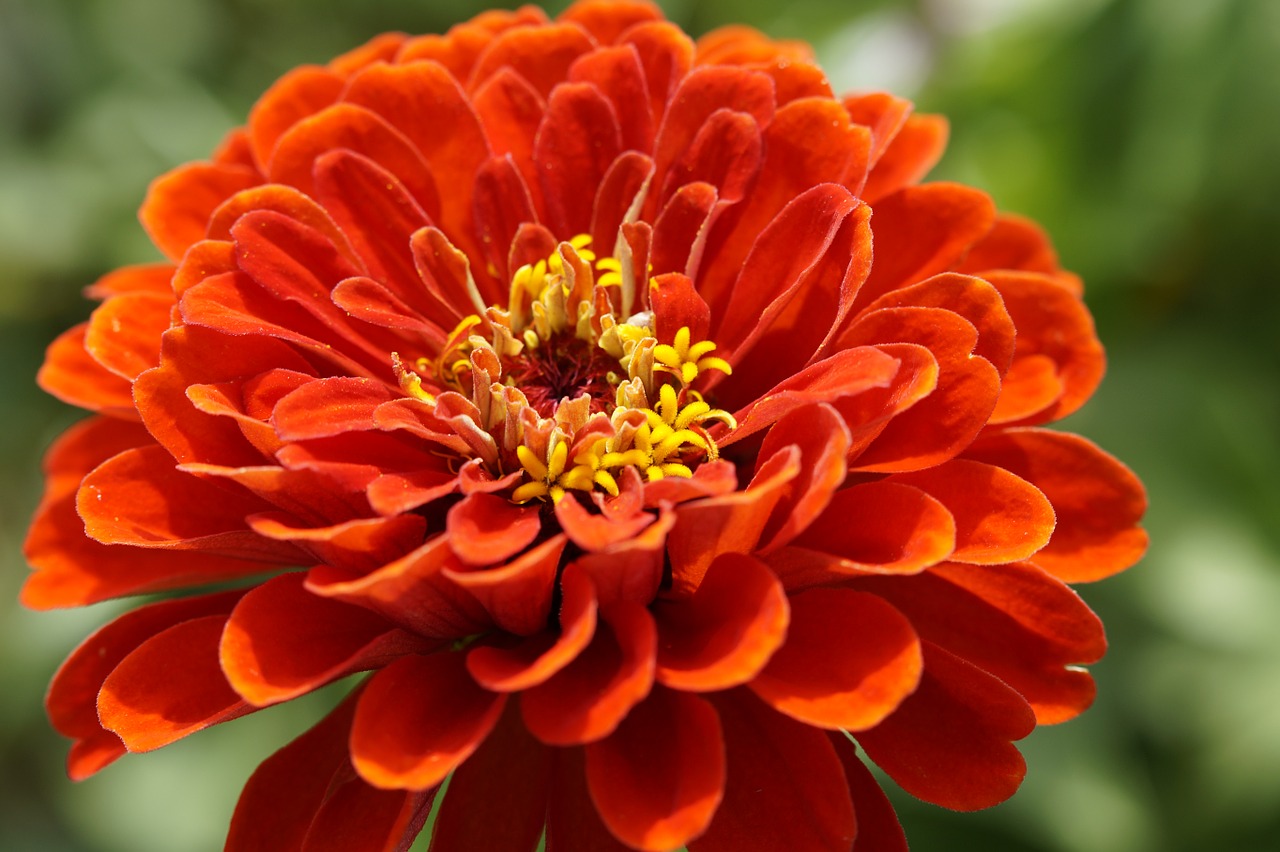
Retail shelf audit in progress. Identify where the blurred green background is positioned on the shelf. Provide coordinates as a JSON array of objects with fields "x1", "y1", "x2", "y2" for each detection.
[{"x1": 2, "y1": 0, "x2": 1277, "y2": 849}]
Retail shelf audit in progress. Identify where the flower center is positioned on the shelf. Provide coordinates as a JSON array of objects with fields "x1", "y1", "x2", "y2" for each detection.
[{"x1": 393, "y1": 235, "x2": 736, "y2": 504}]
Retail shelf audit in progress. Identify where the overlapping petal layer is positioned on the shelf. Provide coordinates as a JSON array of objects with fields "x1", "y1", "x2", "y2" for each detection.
[{"x1": 26, "y1": 2, "x2": 1145, "y2": 850}]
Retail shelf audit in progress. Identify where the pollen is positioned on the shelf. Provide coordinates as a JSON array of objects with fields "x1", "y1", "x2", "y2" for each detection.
[{"x1": 399, "y1": 234, "x2": 737, "y2": 504}]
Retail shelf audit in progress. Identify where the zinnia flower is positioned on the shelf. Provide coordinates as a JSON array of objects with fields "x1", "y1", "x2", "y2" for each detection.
[{"x1": 25, "y1": 2, "x2": 1148, "y2": 850}]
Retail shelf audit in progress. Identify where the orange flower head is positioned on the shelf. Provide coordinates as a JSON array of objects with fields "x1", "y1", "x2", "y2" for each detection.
[{"x1": 25, "y1": 2, "x2": 1148, "y2": 850}]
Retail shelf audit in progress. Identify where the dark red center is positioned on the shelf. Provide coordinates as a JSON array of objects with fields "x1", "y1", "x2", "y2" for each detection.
[{"x1": 505, "y1": 334, "x2": 617, "y2": 418}]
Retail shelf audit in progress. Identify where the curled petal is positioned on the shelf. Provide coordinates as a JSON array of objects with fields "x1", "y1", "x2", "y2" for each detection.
[
  {"x1": 444, "y1": 535, "x2": 567, "y2": 637},
  {"x1": 654, "y1": 553, "x2": 789, "y2": 692},
  {"x1": 466, "y1": 562, "x2": 597, "y2": 691},
  {"x1": 446, "y1": 492, "x2": 543, "y2": 565},
  {"x1": 351, "y1": 652, "x2": 506, "y2": 791},
  {"x1": 522, "y1": 603, "x2": 657, "y2": 746}
]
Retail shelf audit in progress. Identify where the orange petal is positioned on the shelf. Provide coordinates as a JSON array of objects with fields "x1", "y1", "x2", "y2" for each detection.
[
  {"x1": 754, "y1": 402, "x2": 851, "y2": 552},
  {"x1": 468, "y1": 22, "x2": 595, "y2": 99},
  {"x1": 751, "y1": 589, "x2": 922, "y2": 731},
  {"x1": 784, "y1": 480, "x2": 956, "y2": 579},
  {"x1": 654, "y1": 553, "x2": 788, "y2": 691},
  {"x1": 521, "y1": 603, "x2": 656, "y2": 745},
  {"x1": 351, "y1": 652, "x2": 505, "y2": 791},
  {"x1": 586, "y1": 687, "x2": 725, "y2": 851},
  {"x1": 37, "y1": 323, "x2": 137, "y2": 417},
  {"x1": 446, "y1": 492, "x2": 543, "y2": 566},
  {"x1": 855, "y1": 643, "x2": 1035, "y2": 811},
  {"x1": 466, "y1": 563, "x2": 597, "y2": 691},
  {"x1": 220, "y1": 572, "x2": 429, "y2": 707},
  {"x1": 444, "y1": 535, "x2": 567, "y2": 637},
  {"x1": 307, "y1": 536, "x2": 492, "y2": 640},
  {"x1": 98, "y1": 615, "x2": 251, "y2": 752},
  {"x1": 82, "y1": 262, "x2": 175, "y2": 299},
  {"x1": 76, "y1": 445, "x2": 299, "y2": 560},
  {"x1": 853, "y1": 182, "x2": 995, "y2": 310},
  {"x1": 889, "y1": 459, "x2": 1056, "y2": 565},
  {"x1": 140, "y1": 162, "x2": 262, "y2": 261},
  {"x1": 535, "y1": 82, "x2": 624, "y2": 237},
  {"x1": 571, "y1": 45, "x2": 656, "y2": 154},
  {"x1": 852, "y1": 561, "x2": 1106, "y2": 724},
  {"x1": 956, "y1": 212, "x2": 1065, "y2": 278},
  {"x1": 860, "y1": 113, "x2": 949, "y2": 204},
  {"x1": 965, "y1": 428, "x2": 1148, "y2": 582},
  {"x1": 45, "y1": 589, "x2": 243, "y2": 778}
]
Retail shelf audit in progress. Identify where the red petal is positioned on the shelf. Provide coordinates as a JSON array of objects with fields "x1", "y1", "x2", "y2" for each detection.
[
  {"x1": 569, "y1": 506, "x2": 674, "y2": 609},
  {"x1": 751, "y1": 588, "x2": 922, "y2": 731},
  {"x1": 554, "y1": 492, "x2": 655, "y2": 551},
  {"x1": 466, "y1": 563, "x2": 597, "y2": 691},
  {"x1": 713, "y1": 185, "x2": 863, "y2": 379},
  {"x1": 313, "y1": 150, "x2": 434, "y2": 308},
  {"x1": 861, "y1": 113, "x2": 949, "y2": 204},
  {"x1": 654, "y1": 552, "x2": 788, "y2": 691},
  {"x1": 135, "y1": 324, "x2": 315, "y2": 465},
  {"x1": 590, "y1": 150, "x2": 655, "y2": 260},
  {"x1": 246, "y1": 64, "x2": 344, "y2": 169},
  {"x1": 665, "y1": 444, "x2": 799, "y2": 596},
  {"x1": 571, "y1": 44, "x2": 656, "y2": 154},
  {"x1": 956, "y1": 213, "x2": 1064, "y2": 277},
  {"x1": 468, "y1": 23, "x2": 595, "y2": 99},
  {"x1": 586, "y1": 687, "x2": 725, "y2": 851},
  {"x1": 83, "y1": 292, "x2": 173, "y2": 381},
  {"x1": 754, "y1": 402, "x2": 851, "y2": 552},
  {"x1": 472, "y1": 69, "x2": 546, "y2": 215},
  {"x1": 206, "y1": 184, "x2": 359, "y2": 268},
  {"x1": 37, "y1": 323, "x2": 136, "y2": 416},
  {"x1": 446, "y1": 492, "x2": 543, "y2": 566},
  {"x1": 546, "y1": 747, "x2": 633, "y2": 852},
  {"x1": 843, "y1": 92, "x2": 913, "y2": 169},
  {"x1": 985, "y1": 270, "x2": 1105, "y2": 425},
  {"x1": 226, "y1": 688, "x2": 360, "y2": 852},
  {"x1": 650, "y1": 182, "x2": 718, "y2": 279},
  {"x1": 965, "y1": 429, "x2": 1148, "y2": 581},
  {"x1": 651, "y1": 66, "x2": 774, "y2": 213},
  {"x1": 856, "y1": 643, "x2": 1035, "y2": 811},
  {"x1": 140, "y1": 162, "x2": 262, "y2": 261},
  {"x1": 221, "y1": 572, "x2": 428, "y2": 707},
  {"x1": 522, "y1": 603, "x2": 656, "y2": 746},
  {"x1": 620, "y1": 22, "x2": 695, "y2": 132},
  {"x1": 343, "y1": 60, "x2": 491, "y2": 247},
  {"x1": 889, "y1": 459, "x2": 1056, "y2": 564},
  {"x1": 474, "y1": 155, "x2": 540, "y2": 281},
  {"x1": 852, "y1": 561, "x2": 1106, "y2": 724},
  {"x1": 691, "y1": 690, "x2": 855, "y2": 852},
  {"x1": 268, "y1": 103, "x2": 438, "y2": 217},
  {"x1": 83, "y1": 262, "x2": 175, "y2": 299},
  {"x1": 307, "y1": 537, "x2": 493, "y2": 640},
  {"x1": 561, "y1": 0, "x2": 664, "y2": 45},
  {"x1": 841, "y1": 306, "x2": 1000, "y2": 472},
  {"x1": 863, "y1": 272, "x2": 1016, "y2": 377},
  {"x1": 351, "y1": 652, "x2": 506, "y2": 790},
  {"x1": 45, "y1": 589, "x2": 243, "y2": 779},
  {"x1": 76, "y1": 445, "x2": 298, "y2": 560},
  {"x1": 784, "y1": 480, "x2": 956, "y2": 579},
  {"x1": 429, "y1": 701, "x2": 550, "y2": 852},
  {"x1": 98, "y1": 615, "x2": 250, "y2": 751},
  {"x1": 649, "y1": 271, "x2": 711, "y2": 345},
  {"x1": 662, "y1": 107, "x2": 762, "y2": 208},
  {"x1": 444, "y1": 535, "x2": 567, "y2": 637},
  {"x1": 301, "y1": 773, "x2": 434, "y2": 852},
  {"x1": 722, "y1": 345, "x2": 901, "y2": 445},
  {"x1": 854, "y1": 182, "x2": 995, "y2": 311},
  {"x1": 829, "y1": 734, "x2": 909, "y2": 852},
  {"x1": 535, "y1": 82, "x2": 624, "y2": 237}
]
